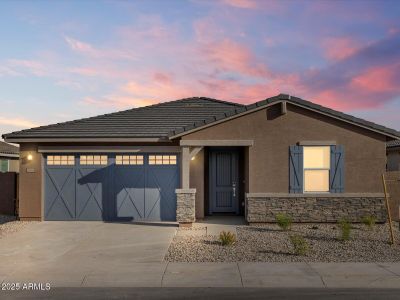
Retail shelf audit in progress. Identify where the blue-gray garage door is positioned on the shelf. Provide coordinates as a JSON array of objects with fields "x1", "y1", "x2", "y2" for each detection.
[{"x1": 44, "y1": 154, "x2": 179, "y2": 221}]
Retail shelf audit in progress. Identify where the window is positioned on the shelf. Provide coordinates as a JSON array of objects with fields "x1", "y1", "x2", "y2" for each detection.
[
  {"x1": 148, "y1": 155, "x2": 177, "y2": 165},
  {"x1": 303, "y1": 146, "x2": 330, "y2": 192},
  {"x1": 80, "y1": 155, "x2": 107, "y2": 165},
  {"x1": 0, "y1": 159, "x2": 9, "y2": 172},
  {"x1": 47, "y1": 155, "x2": 75, "y2": 166},
  {"x1": 115, "y1": 155, "x2": 144, "y2": 165}
]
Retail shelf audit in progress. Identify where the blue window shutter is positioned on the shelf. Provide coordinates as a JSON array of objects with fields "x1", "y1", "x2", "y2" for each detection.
[
  {"x1": 330, "y1": 145, "x2": 345, "y2": 193},
  {"x1": 289, "y1": 145, "x2": 303, "y2": 193}
]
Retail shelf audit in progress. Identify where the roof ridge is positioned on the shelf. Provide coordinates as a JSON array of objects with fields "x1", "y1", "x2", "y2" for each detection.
[{"x1": 197, "y1": 96, "x2": 243, "y2": 107}]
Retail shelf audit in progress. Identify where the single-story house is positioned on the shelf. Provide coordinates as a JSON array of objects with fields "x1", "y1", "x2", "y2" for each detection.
[
  {"x1": 0, "y1": 141, "x2": 19, "y2": 173},
  {"x1": 3, "y1": 94, "x2": 400, "y2": 224},
  {"x1": 387, "y1": 140, "x2": 400, "y2": 171}
]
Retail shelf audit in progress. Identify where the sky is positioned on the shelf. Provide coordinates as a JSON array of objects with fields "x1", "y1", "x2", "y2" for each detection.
[{"x1": 1, "y1": 0, "x2": 400, "y2": 138}]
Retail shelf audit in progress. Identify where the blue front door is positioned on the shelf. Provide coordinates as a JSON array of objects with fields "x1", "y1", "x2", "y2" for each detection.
[
  {"x1": 44, "y1": 154, "x2": 179, "y2": 221},
  {"x1": 209, "y1": 149, "x2": 240, "y2": 214}
]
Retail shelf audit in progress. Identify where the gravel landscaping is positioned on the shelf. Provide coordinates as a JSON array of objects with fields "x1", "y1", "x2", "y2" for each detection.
[
  {"x1": 165, "y1": 223, "x2": 400, "y2": 262},
  {"x1": 0, "y1": 215, "x2": 32, "y2": 238}
]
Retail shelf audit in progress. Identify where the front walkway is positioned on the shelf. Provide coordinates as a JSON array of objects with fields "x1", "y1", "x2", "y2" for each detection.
[{"x1": 2, "y1": 261, "x2": 400, "y2": 288}]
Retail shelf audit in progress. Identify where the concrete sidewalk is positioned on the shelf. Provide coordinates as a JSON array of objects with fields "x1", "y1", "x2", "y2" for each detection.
[{"x1": 1, "y1": 262, "x2": 400, "y2": 288}]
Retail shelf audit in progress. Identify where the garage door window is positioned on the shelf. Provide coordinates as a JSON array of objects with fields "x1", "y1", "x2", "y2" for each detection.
[
  {"x1": 149, "y1": 155, "x2": 177, "y2": 165},
  {"x1": 116, "y1": 155, "x2": 144, "y2": 165},
  {"x1": 80, "y1": 155, "x2": 108, "y2": 165},
  {"x1": 47, "y1": 155, "x2": 75, "y2": 165}
]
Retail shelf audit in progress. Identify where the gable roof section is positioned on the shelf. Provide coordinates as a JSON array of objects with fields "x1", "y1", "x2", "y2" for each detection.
[
  {"x1": 2, "y1": 97, "x2": 243, "y2": 142},
  {"x1": 0, "y1": 141, "x2": 19, "y2": 157},
  {"x1": 169, "y1": 94, "x2": 400, "y2": 140},
  {"x1": 3, "y1": 94, "x2": 399, "y2": 142}
]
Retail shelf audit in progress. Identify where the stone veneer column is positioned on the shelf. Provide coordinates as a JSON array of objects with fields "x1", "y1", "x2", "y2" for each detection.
[{"x1": 176, "y1": 189, "x2": 196, "y2": 225}]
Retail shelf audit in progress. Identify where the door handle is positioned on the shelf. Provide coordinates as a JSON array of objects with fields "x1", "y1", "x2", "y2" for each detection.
[{"x1": 232, "y1": 182, "x2": 236, "y2": 197}]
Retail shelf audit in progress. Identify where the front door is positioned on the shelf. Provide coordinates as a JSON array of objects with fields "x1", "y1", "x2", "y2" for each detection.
[{"x1": 209, "y1": 149, "x2": 239, "y2": 214}]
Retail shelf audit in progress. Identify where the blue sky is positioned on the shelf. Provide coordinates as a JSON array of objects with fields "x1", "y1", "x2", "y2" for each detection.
[{"x1": 1, "y1": 0, "x2": 400, "y2": 137}]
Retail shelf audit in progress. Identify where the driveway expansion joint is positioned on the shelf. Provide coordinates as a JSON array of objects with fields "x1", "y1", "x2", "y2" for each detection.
[
  {"x1": 375, "y1": 263, "x2": 400, "y2": 277},
  {"x1": 236, "y1": 263, "x2": 244, "y2": 287},
  {"x1": 306, "y1": 262, "x2": 327, "y2": 288},
  {"x1": 161, "y1": 262, "x2": 169, "y2": 287}
]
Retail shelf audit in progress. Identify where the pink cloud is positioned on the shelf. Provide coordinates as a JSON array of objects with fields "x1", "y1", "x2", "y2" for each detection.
[
  {"x1": 5, "y1": 59, "x2": 47, "y2": 76},
  {"x1": 322, "y1": 37, "x2": 361, "y2": 61},
  {"x1": 221, "y1": 0, "x2": 258, "y2": 9},
  {"x1": 64, "y1": 36, "x2": 136, "y2": 60},
  {"x1": 198, "y1": 38, "x2": 269, "y2": 78},
  {"x1": 0, "y1": 116, "x2": 38, "y2": 128},
  {"x1": 153, "y1": 72, "x2": 173, "y2": 85},
  {"x1": 351, "y1": 64, "x2": 400, "y2": 93}
]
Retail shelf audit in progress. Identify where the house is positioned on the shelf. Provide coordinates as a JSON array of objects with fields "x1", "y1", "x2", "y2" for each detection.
[
  {"x1": 3, "y1": 94, "x2": 400, "y2": 224},
  {"x1": 387, "y1": 140, "x2": 400, "y2": 171},
  {"x1": 0, "y1": 141, "x2": 19, "y2": 173}
]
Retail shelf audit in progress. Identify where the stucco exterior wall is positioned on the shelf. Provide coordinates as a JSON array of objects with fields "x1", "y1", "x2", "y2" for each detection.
[
  {"x1": 8, "y1": 159, "x2": 19, "y2": 173},
  {"x1": 190, "y1": 148, "x2": 204, "y2": 219},
  {"x1": 387, "y1": 149, "x2": 400, "y2": 171},
  {"x1": 19, "y1": 143, "x2": 42, "y2": 220},
  {"x1": 182, "y1": 103, "x2": 387, "y2": 194}
]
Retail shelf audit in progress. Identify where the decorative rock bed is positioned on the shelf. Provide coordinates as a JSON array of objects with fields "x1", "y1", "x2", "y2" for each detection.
[
  {"x1": 165, "y1": 223, "x2": 400, "y2": 262},
  {"x1": 0, "y1": 215, "x2": 32, "y2": 238}
]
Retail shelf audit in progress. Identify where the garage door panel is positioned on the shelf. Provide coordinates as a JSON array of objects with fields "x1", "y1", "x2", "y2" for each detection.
[
  {"x1": 76, "y1": 168, "x2": 107, "y2": 221},
  {"x1": 45, "y1": 153, "x2": 179, "y2": 221},
  {"x1": 114, "y1": 166, "x2": 145, "y2": 221},
  {"x1": 146, "y1": 166, "x2": 179, "y2": 221},
  {"x1": 45, "y1": 168, "x2": 76, "y2": 220}
]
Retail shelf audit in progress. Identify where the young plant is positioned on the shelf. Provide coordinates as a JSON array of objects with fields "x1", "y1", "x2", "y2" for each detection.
[
  {"x1": 361, "y1": 215, "x2": 376, "y2": 230},
  {"x1": 289, "y1": 234, "x2": 309, "y2": 256},
  {"x1": 275, "y1": 213, "x2": 292, "y2": 231},
  {"x1": 338, "y1": 218, "x2": 351, "y2": 241},
  {"x1": 219, "y1": 231, "x2": 236, "y2": 246}
]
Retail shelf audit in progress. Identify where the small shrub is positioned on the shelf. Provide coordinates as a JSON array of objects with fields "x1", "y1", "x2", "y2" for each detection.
[
  {"x1": 289, "y1": 234, "x2": 309, "y2": 256},
  {"x1": 275, "y1": 213, "x2": 292, "y2": 231},
  {"x1": 219, "y1": 231, "x2": 236, "y2": 246},
  {"x1": 338, "y1": 218, "x2": 351, "y2": 241},
  {"x1": 361, "y1": 215, "x2": 376, "y2": 230}
]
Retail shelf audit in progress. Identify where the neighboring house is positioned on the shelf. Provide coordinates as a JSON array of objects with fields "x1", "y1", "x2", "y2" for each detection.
[
  {"x1": 3, "y1": 94, "x2": 400, "y2": 224},
  {"x1": 387, "y1": 140, "x2": 400, "y2": 171},
  {"x1": 0, "y1": 141, "x2": 19, "y2": 173}
]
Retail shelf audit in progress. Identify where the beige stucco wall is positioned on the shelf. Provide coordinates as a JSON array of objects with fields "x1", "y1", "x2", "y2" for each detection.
[
  {"x1": 8, "y1": 159, "x2": 19, "y2": 173},
  {"x1": 183, "y1": 103, "x2": 387, "y2": 195},
  {"x1": 189, "y1": 148, "x2": 204, "y2": 219},
  {"x1": 387, "y1": 149, "x2": 400, "y2": 171},
  {"x1": 19, "y1": 143, "x2": 42, "y2": 220}
]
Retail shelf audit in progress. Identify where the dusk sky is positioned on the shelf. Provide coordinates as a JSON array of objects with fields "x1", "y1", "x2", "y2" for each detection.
[{"x1": 1, "y1": 0, "x2": 400, "y2": 138}]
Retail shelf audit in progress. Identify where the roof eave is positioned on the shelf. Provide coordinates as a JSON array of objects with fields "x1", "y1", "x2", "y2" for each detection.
[{"x1": 3, "y1": 137, "x2": 170, "y2": 143}]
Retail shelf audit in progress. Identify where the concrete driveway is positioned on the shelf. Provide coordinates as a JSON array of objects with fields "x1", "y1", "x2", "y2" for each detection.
[{"x1": 0, "y1": 221, "x2": 176, "y2": 287}]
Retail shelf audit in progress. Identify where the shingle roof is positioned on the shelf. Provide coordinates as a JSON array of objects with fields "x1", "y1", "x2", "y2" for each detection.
[
  {"x1": 3, "y1": 94, "x2": 400, "y2": 141},
  {"x1": 387, "y1": 140, "x2": 400, "y2": 148},
  {"x1": 169, "y1": 94, "x2": 400, "y2": 139},
  {"x1": 2, "y1": 97, "x2": 243, "y2": 140},
  {"x1": 0, "y1": 141, "x2": 19, "y2": 155}
]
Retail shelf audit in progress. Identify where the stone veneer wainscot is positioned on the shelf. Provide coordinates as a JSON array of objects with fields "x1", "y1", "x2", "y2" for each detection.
[
  {"x1": 246, "y1": 193, "x2": 387, "y2": 223},
  {"x1": 176, "y1": 189, "x2": 196, "y2": 224}
]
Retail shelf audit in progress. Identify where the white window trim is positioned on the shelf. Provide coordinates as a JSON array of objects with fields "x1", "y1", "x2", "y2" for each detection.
[{"x1": 303, "y1": 146, "x2": 330, "y2": 193}]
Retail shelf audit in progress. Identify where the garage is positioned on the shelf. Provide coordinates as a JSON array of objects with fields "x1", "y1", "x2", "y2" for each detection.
[{"x1": 44, "y1": 154, "x2": 179, "y2": 221}]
